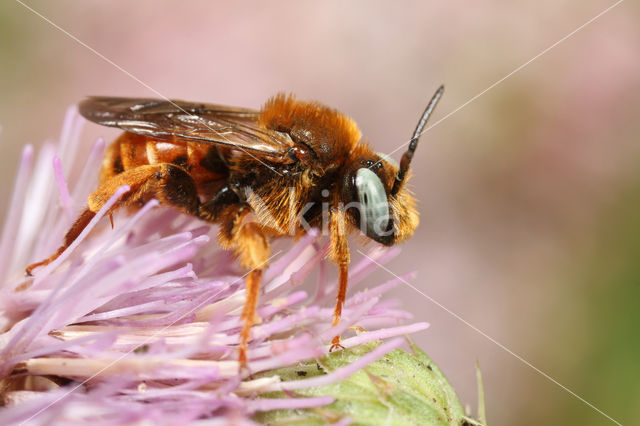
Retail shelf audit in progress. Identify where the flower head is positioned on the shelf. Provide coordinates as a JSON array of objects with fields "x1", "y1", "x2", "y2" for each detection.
[{"x1": 0, "y1": 109, "x2": 475, "y2": 424}]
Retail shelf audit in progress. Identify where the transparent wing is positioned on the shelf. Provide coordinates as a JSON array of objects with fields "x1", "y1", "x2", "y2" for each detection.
[{"x1": 79, "y1": 97, "x2": 294, "y2": 160}]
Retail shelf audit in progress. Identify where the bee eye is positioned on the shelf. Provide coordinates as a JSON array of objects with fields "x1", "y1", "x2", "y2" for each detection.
[
  {"x1": 376, "y1": 152, "x2": 399, "y2": 169},
  {"x1": 356, "y1": 168, "x2": 391, "y2": 239}
]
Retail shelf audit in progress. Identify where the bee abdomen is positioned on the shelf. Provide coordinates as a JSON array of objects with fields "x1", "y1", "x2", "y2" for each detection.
[
  {"x1": 99, "y1": 132, "x2": 228, "y2": 191},
  {"x1": 100, "y1": 132, "x2": 146, "y2": 181}
]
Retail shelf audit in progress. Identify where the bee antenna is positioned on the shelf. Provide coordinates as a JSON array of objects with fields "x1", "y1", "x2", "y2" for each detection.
[{"x1": 391, "y1": 85, "x2": 444, "y2": 195}]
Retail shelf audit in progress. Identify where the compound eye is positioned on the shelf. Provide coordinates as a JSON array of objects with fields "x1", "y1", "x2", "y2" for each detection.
[{"x1": 356, "y1": 168, "x2": 391, "y2": 238}]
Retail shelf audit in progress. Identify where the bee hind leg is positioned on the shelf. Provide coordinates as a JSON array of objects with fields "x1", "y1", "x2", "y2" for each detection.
[
  {"x1": 26, "y1": 163, "x2": 200, "y2": 275},
  {"x1": 25, "y1": 209, "x2": 96, "y2": 275}
]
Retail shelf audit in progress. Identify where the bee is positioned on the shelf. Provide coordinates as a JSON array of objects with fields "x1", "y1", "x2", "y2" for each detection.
[{"x1": 26, "y1": 86, "x2": 444, "y2": 366}]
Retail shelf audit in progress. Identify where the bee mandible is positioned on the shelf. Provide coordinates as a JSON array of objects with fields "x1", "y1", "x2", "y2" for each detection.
[{"x1": 26, "y1": 86, "x2": 444, "y2": 367}]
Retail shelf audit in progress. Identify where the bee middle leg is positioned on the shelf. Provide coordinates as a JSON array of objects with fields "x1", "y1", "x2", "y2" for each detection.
[
  {"x1": 26, "y1": 163, "x2": 200, "y2": 275},
  {"x1": 215, "y1": 205, "x2": 270, "y2": 368}
]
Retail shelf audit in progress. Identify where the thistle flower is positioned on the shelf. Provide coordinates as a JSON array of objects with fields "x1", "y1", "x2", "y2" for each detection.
[{"x1": 0, "y1": 109, "x2": 480, "y2": 424}]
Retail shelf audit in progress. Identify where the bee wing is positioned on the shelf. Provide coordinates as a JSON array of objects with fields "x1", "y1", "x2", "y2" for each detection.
[{"x1": 79, "y1": 97, "x2": 294, "y2": 160}]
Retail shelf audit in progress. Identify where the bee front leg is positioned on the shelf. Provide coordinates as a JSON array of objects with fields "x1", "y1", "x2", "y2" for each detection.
[
  {"x1": 217, "y1": 206, "x2": 270, "y2": 368},
  {"x1": 26, "y1": 164, "x2": 199, "y2": 275},
  {"x1": 329, "y1": 207, "x2": 350, "y2": 352}
]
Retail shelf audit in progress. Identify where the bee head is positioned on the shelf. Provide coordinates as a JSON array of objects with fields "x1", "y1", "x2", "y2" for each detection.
[
  {"x1": 341, "y1": 153, "x2": 417, "y2": 246},
  {"x1": 341, "y1": 85, "x2": 443, "y2": 246}
]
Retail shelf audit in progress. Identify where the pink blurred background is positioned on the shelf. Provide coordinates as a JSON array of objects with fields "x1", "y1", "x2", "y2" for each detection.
[{"x1": 1, "y1": 1, "x2": 639, "y2": 424}]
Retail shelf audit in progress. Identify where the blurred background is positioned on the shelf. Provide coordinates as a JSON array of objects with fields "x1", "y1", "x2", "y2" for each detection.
[{"x1": 1, "y1": 1, "x2": 639, "y2": 424}]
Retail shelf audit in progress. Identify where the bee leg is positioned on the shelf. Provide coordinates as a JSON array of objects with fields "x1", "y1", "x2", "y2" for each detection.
[
  {"x1": 25, "y1": 209, "x2": 96, "y2": 275},
  {"x1": 197, "y1": 184, "x2": 243, "y2": 222},
  {"x1": 217, "y1": 206, "x2": 270, "y2": 369},
  {"x1": 239, "y1": 268, "x2": 263, "y2": 370},
  {"x1": 329, "y1": 263, "x2": 348, "y2": 351},
  {"x1": 329, "y1": 207, "x2": 350, "y2": 352},
  {"x1": 26, "y1": 164, "x2": 199, "y2": 275}
]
